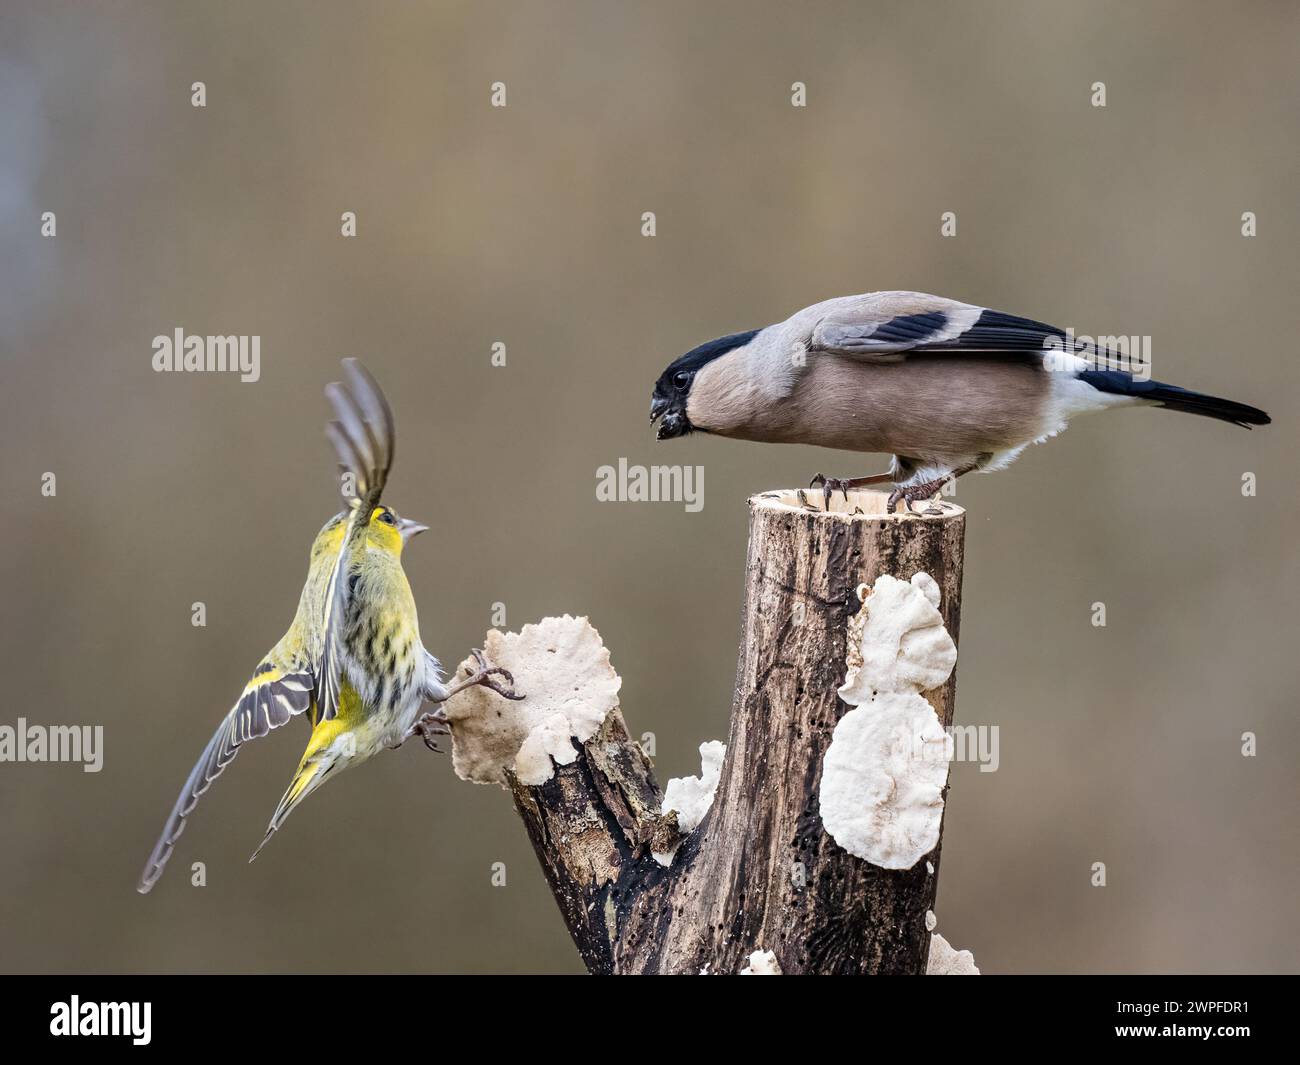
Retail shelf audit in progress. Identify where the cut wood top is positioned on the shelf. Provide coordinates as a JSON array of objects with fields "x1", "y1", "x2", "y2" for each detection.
[{"x1": 750, "y1": 488, "x2": 966, "y2": 521}]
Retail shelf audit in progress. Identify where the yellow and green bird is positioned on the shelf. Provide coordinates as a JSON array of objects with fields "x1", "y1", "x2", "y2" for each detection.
[{"x1": 138, "y1": 359, "x2": 518, "y2": 893}]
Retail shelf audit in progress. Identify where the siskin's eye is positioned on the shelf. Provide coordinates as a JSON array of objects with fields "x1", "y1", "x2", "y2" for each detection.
[
  {"x1": 378, "y1": 510, "x2": 396, "y2": 525},
  {"x1": 673, "y1": 370, "x2": 691, "y2": 391}
]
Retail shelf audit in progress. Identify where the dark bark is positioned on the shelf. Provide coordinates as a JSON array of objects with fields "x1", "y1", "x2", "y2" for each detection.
[{"x1": 505, "y1": 490, "x2": 966, "y2": 974}]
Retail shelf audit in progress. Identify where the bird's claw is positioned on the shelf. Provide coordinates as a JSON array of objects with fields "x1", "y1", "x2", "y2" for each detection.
[
  {"x1": 416, "y1": 714, "x2": 451, "y2": 753},
  {"x1": 886, "y1": 481, "x2": 947, "y2": 515},
  {"x1": 459, "y1": 648, "x2": 525, "y2": 701},
  {"x1": 809, "y1": 473, "x2": 852, "y2": 509},
  {"x1": 399, "y1": 708, "x2": 451, "y2": 753}
]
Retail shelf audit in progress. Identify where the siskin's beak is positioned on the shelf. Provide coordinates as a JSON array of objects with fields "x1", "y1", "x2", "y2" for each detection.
[{"x1": 397, "y1": 517, "x2": 430, "y2": 543}]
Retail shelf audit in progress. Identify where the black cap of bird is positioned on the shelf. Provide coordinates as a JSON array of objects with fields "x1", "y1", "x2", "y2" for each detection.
[
  {"x1": 138, "y1": 359, "x2": 520, "y2": 893},
  {"x1": 651, "y1": 291, "x2": 1270, "y2": 511}
]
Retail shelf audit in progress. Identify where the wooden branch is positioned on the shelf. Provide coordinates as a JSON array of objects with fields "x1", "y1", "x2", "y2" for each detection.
[{"x1": 449, "y1": 489, "x2": 966, "y2": 974}]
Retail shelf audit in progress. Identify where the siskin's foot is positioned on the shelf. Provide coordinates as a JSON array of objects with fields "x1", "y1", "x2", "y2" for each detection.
[
  {"x1": 412, "y1": 709, "x2": 452, "y2": 753},
  {"x1": 393, "y1": 707, "x2": 452, "y2": 753},
  {"x1": 445, "y1": 648, "x2": 524, "y2": 702}
]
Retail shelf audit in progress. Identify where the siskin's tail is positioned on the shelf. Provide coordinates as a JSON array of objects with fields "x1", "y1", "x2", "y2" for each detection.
[
  {"x1": 1078, "y1": 370, "x2": 1271, "y2": 428},
  {"x1": 249, "y1": 756, "x2": 330, "y2": 863}
]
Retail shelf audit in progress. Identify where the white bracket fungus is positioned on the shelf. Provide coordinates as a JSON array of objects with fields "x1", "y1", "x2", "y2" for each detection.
[
  {"x1": 739, "y1": 949, "x2": 782, "y2": 975},
  {"x1": 662, "y1": 740, "x2": 725, "y2": 833},
  {"x1": 838, "y1": 572, "x2": 957, "y2": 700},
  {"x1": 653, "y1": 740, "x2": 725, "y2": 866},
  {"x1": 819, "y1": 573, "x2": 957, "y2": 870},
  {"x1": 443, "y1": 615, "x2": 622, "y2": 787},
  {"x1": 926, "y1": 932, "x2": 979, "y2": 975}
]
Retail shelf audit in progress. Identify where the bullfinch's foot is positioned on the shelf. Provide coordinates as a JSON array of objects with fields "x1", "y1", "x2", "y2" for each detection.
[
  {"x1": 887, "y1": 479, "x2": 948, "y2": 514},
  {"x1": 888, "y1": 457, "x2": 980, "y2": 512},
  {"x1": 810, "y1": 472, "x2": 895, "y2": 509},
  {"x1": 445, "y1": 648, "x2": 524, "y2": 701},
  {"x1": 809, "y1": 473, "x2": 849, "y2": 509}
]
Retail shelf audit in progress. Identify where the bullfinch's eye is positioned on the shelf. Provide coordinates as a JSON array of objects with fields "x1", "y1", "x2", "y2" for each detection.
[
  {"x1": 673, "y1": 370, "x2": 691, "y2": 391},
  {"x1": 378, "y1": 510, "x2": 396, "y2": 525}
]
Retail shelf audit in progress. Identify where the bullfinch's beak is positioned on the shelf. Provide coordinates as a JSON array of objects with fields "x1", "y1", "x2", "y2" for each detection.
[
  {"x1": 651, "y1": 393, "x2": 690, "y2": 438},
  {"x1": 397, "y1": 517, "x2": 429, "y2": 543},
  {"x1": 656, "y1": 412, "x2": 679, "y2": 439},
  {"x1": 655, "y1": 410, "x2": 689, "y2": 440}
]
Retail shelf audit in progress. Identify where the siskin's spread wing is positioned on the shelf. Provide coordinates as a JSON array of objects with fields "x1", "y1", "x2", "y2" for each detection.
[
  {"x1": 136, "y1": 661, "x2": 314, "y2": 893},
  {"x1": 316, "y1": 359, "x2": 395, "y2": 723}
]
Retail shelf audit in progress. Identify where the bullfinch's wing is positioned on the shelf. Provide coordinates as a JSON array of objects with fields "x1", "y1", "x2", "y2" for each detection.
[{"x1": 810, "y1": 291, "x2": 1113, "y2": 364}]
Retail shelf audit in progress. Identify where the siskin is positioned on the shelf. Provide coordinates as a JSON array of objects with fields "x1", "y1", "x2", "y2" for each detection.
[{"x1": 138, "y1": 359, "x2": 518, "y2": 893}]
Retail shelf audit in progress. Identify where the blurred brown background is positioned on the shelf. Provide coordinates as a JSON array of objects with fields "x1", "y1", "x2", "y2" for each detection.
[{"x1": 1, "y1": 0, "x2": 1296, "y2": 974}]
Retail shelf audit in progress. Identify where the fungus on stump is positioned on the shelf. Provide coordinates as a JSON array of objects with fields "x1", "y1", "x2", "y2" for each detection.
[{"x1": 444, "y1": 489, "x2": 967, "y2": 974}]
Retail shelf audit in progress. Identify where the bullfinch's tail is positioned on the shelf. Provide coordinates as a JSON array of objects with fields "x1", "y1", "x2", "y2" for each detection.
[{"x1": 1079, "y1": 370, "x2": 1271, "y2": 428}]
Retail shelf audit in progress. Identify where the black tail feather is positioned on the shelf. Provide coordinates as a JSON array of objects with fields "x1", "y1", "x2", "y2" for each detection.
[{"x1": 1078, "y1": 370, "x2": 1270, "y2": 428}]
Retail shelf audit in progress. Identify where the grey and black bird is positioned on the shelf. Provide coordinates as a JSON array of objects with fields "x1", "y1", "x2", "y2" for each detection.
[{"x1": 650, "y1": 291, "x2": 1270, "y2": 511}]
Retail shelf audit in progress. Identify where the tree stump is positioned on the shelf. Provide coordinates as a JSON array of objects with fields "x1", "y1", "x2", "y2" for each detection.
[{"x1": 449, "y1": 489, "x2": 966, "y2": 974}]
